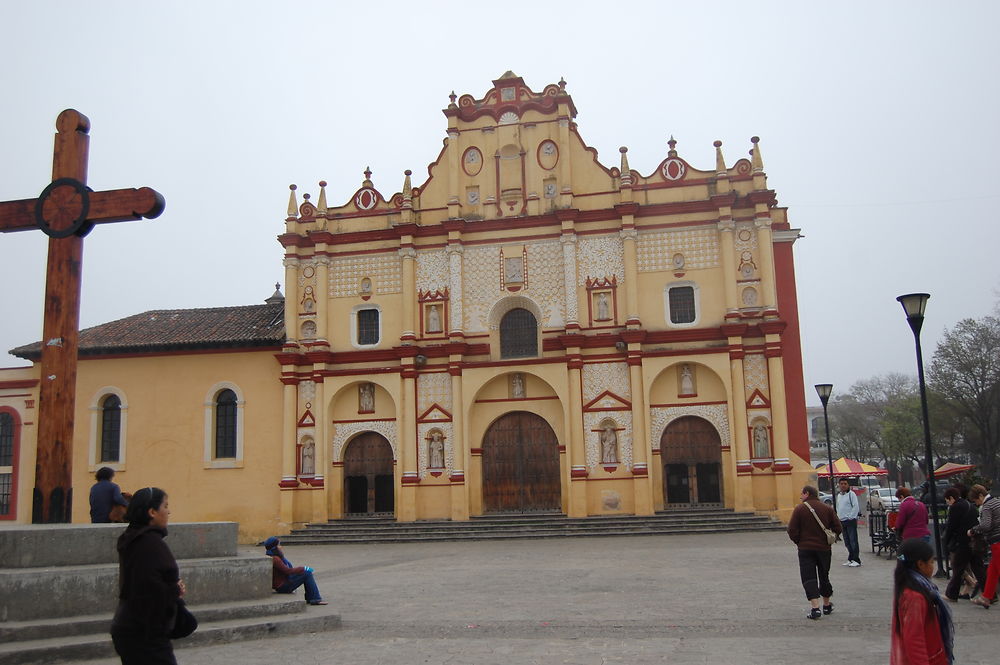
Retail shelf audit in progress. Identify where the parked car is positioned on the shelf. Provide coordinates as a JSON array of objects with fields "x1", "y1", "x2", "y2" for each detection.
[
  {"x1": 819, "y1": 491, "x2": 834, "y2": 505},
  {"x1": 917, "y1": 480, "x2": 952, "y2": 505},
  {"x1": 867, "y1": 487, "x2": 900, "y2": 512}
]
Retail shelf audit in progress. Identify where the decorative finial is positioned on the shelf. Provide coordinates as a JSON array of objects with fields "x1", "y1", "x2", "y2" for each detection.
[
  {"x1": 302, "y1": 192, "x2": 311, "y2": 201},
  {"x1": 558, "y1": 76, "x2": 567, "y2": 90},
  {"x1": 275, "y1": 282, "x2": 280, "y2": 290},
  {"x1": 286, "y1": 184, "x2": 299, "y2": 219},
  {"x1": 750, "y1": 136, "x2": 763, "y2": 172},
  {"x1": 401, "y1": 169, "x2": 413, "y2": 210},
  {"x1": 619, "y1": 147, "x2": 632, "y2": 187},
  {"x1": 449, "y1": 90, "x2": 457, "y2": 103},
  {"x1": 363, "y1": 166, "x2": 373, "y2": 187},
  {"x1": 667, "y1": 135, "x2": 677, "y2": 157},
  {"x1": 714, "y1": 140, "x2": 726, "y2": 174},
  {"x1": 317, "y1": 180, "x2": 328, "y2": 213}
]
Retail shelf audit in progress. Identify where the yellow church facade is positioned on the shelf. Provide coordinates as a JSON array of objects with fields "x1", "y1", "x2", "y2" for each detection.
[{"x1": 2, "y1": 74, "x2": 812, "y2": 542}]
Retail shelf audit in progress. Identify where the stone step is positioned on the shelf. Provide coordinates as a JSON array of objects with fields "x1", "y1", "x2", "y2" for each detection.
[
  {"x1": 293, "y1": 515, "x2": 775, "y2": 531},
  {"x1": 0, "y1": 596, "x2": 305, "y2": 643},
  {"x1": 281, "y1": 522, "x2": 785, "y2": 544},
  {"x1": 0, "y1": 522, "x2": 238, "y2": 568},
  {"x1": 1, "y1": 555, "x2": 271, "y2": 621},
  {"x1": 0, "y1": 602, "x2": 341, "y2": 665}
]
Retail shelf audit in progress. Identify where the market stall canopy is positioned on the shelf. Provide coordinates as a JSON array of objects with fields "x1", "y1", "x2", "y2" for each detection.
[
  {"x1": 933, "y1": 462, "x2": 975, "y2": 478},
  {"x1": 815, "y1": 457, "x2": 888, "y2": 477}
]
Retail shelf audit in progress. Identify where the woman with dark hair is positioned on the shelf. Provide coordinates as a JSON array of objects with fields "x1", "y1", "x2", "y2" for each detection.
[
  {"x1": 89, "y1": 467, "x2": 129, "y2": 523},
  {"x1": 110, "y1": 487, "x2": 184, "y2": 665},
  {"x1": 891, "y1": 538, "x2": 954, "y2": 665}
]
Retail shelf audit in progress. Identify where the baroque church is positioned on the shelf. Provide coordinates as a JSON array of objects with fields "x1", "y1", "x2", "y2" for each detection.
[{"x1": 0, "y1": 73, "x2": 811, "y2": 541}]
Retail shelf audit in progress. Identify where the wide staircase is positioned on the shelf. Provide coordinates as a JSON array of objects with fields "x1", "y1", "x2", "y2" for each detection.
[
  {"x1": 0, "y1": 522, "x2": 340, "y2": 665},
  {"x1": 280, "y1": 507, "x2": 784, "y2": 544}
]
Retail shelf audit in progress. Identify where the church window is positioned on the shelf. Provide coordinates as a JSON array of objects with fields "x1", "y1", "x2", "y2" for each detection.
[
  {"x1": 215, "y1": 389, "x2": 238, "y2": 458},
  {"x1": 100, "y1": 394, "x2": 122, "y2": 463},
  {"x1": 0, "y1": 412, "x2": 12, "y2": 467},
  {"x1": 351, "y1": 305, "x2": 382, "y2": 348},
  {"x1": 665, "y1": 282, "x2": 699, "y2": 327},
  {"x1": 499, "y1": 308, "x2": 538, "y2": 358}
]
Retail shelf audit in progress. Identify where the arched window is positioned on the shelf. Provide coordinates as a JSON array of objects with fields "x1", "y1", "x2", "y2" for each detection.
[
  {"x1": 0, "y1": 411, "x2": 15, "y2": 517},
  {"x1": 499, "y1": 308, "x2": 538, "y2": 358},
  {"x1": 99, "y1": 394, "x2": 122, "y2": 463},
  {"x1": 0, "y1": 413, "x2": 13, "y2": 467},
  {"x1": 215, "y1": 389, "x2": 238, "y2": 458}
]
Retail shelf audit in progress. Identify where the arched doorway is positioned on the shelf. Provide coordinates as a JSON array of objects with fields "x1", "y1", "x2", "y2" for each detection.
[
  {"x1": 660, "y1": 416, "x2": 722, "y2": 507},
  {"x1": 343, "y1": 432, "x2": 394, "y2": 517},
  {"x1": 482, "y1": 411, "x2": 561, "y2": 513}
]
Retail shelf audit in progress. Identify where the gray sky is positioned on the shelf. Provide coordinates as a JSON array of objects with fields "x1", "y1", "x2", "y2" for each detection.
[{"x1": 2, "y1": 2, "x2": 998, "y2": 406}]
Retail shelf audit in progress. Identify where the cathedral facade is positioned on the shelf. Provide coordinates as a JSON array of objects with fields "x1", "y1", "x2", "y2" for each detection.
[{"x1": 1, "y1": 73, "x2": 811, "y2": 540}]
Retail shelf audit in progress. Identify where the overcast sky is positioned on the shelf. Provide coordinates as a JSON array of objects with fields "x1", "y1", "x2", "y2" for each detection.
[{"x1": 2, "y1": 2, "x2": 998, "y2": 406}]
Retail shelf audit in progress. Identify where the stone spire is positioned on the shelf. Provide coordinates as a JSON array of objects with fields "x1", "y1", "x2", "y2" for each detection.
[
  {"x1": 714, "y1": 140, "x2": 726, "y2": 175},
  {"x1": 286, "y1": 184, "x2": 298, "y2": 220},
  {"x1": 751, "y1": 136, "x2": 763, "y2": 173},
  {"x1": 401, "y1": 170, "x2": 413, "y2": 210},
  {"x1": 619, "y1": 147, "x2": 633, "y2": 187},
  {"x1": 317, "y1": 180, "x2": 328, "y2": 215}
]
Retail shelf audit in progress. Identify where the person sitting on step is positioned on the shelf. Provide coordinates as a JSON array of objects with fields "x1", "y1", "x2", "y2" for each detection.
[{"x1": 257, "y1": 536, "x2": 328, "y2": 605}]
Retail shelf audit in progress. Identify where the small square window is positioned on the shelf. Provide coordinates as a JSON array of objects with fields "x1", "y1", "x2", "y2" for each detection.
[{"x1": 668, "y1": 286, "x2": 696, "y2": 324}]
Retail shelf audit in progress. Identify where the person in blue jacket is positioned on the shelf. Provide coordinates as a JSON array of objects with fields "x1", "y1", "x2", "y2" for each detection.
[{"x1": 90, "y1": 467, "x2": 129, "y2": 523}]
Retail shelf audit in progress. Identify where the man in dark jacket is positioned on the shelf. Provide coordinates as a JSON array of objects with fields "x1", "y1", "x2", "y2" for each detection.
[
  {"x1": 788, "y1": 485, "x2": 843, "y2": 620},
  {"x1": 942, "y1": 487, "x2": 985, "y2": 601}
]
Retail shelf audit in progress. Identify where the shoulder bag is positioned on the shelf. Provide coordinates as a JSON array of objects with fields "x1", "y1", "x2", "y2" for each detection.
[{"x1": 805, "y1": 502, "x2": 840, "y2": 545}]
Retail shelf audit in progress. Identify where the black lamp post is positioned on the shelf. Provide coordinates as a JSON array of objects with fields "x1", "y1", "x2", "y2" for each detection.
[
  {"x1": 896, "y1": 293, "x2": 947, "y2": 578},
  {"x1": 815, "y1": 383, "x2": 834, "y2": 494}
]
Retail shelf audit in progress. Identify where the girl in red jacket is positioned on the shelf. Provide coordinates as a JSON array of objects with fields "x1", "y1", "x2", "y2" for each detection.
[{"x1": 891, "y1": 538, "x2": 954, "y2": 665}]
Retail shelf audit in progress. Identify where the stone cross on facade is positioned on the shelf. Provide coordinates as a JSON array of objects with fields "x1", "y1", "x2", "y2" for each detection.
[{"x1": 0, "y1": 109, "x2": 164, "y2": 522}]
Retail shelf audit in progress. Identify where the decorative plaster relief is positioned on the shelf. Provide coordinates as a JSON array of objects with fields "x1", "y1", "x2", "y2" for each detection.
[
  {"x1": 418, "y1": 422, "x2": 455, "y2": 478},
  {"x1": 463, "y1": 245, "x2": 498, "y2": 333},
  {"x1": 418, "y1": 372, "x2": 453, "y2": 414},
  {"x1": 332, "y1": 420, "x2": 398, "y2": 462},
  {"x1": 524, "y1": 241, "x2": 566, "y2": 328},
  {"x1": 583, "y1": 362, "x2": 631, "y2": 404},
  {"x1": 650, "y1": 405, "x2": 731, "y2": 451},
  {"x1": 637, "y1": 228, "x2": 719, "y2": 272},
  {"x1": 417, "y1": 249, "x2": 450, "y2": 293},
  {"x1": 584, "y1": 411, "x2": 633, "y2": 469},
  {"x1": 298, "y1": 381, "x2": 316, "y2": 409},
  {"x1": 577, "y1": 235, "x2": 624, "y2": 286},
  {"x1": 329, "y1": 253, "x2": 401, "y2": 297},
  {"x1": 743, "y1": 354, "x2": 769, "y2": 402}
]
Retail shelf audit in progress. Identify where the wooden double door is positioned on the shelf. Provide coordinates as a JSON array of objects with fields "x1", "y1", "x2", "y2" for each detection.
[
  {"x1": 661, "y1": 416, "x2": 722, "y2": 506},
  {"x1": 343, "y1": 432, "x2": 395, "y2": 516},
  {"x1": 482, "y1": 411, "x2": 562, "y2": 514}
]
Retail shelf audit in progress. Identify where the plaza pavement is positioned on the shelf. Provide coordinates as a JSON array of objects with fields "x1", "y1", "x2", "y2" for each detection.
[{"x1": 74, "y1": 523, "x2": 996, "y2": 664}]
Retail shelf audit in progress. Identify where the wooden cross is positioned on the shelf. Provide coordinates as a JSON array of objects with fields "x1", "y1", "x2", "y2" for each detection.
[{"x1": 0, "y1": 109, "x2": 164, "y2": 523}]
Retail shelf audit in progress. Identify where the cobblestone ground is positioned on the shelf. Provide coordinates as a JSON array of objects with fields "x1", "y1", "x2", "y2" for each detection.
[{"x1": 75, "y1": 526, "x2": 997, "y2": 664}]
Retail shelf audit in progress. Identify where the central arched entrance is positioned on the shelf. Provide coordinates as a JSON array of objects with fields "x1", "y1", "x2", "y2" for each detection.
[
  {"x1": 482, "y1": 411, "x2": 561, "y2": 514},
  {"x1": 343, "y1": 432, "x2": 395, "y2": 517},
  {"x1": 660, "y1": 416, "x2": 722, "y2": 507}
]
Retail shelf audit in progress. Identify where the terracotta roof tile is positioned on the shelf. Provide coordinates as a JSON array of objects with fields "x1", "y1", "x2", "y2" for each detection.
[{"x1": 9, "y1": 303, "x2": 285, "y2": 360}]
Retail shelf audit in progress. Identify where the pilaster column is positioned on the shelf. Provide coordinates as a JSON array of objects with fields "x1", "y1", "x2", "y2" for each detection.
[
  {"x1": 558, "y1": 115, "x2": 573, "y2": 208},
  {"x1": 399, "y1": 245, "x2": 417, "y2": 343},
  {"x1": 449, "y1": 367, "x2": 469, "y2": 520},
  {"x1": 628, "y1": 360, "x2": 653, "y2": 515},
  {"x1": 447, "y1": 243, "x2": 464, "y2": 335},
  {"x1": 560, "y1": 233, "x2": 578, "y2": 329},
  {"x1": 766, "y1": 349, "x2": 795, "y2": 516},
  {"x1": 755, "y1": 217, "x2": 778, "y2": 312},
  {"x1": 312, "y1": 378, "x2": 329, "y2": 522},
  {"x1": 398, "y1": 361, "x2": 419, "y2": 521},
  {"x1": 279, "y1": 380, "x2": 298, "y2": 524},
  {"x1": 314, "y1": 257, "x2": 330, "y2": 343},
  {"x1": 567, "y1": 351, "x2": 587, "y2": 517},
  {"x1": 282, "y1": 258, "x2": 299, "y2": 344},
  {"x1": 717, "y1": 219, "x2": 739, "y2": 315},
  {"x1": 728, "y1": 351, "x2": 754, "y2": 512},
  {"x1": 620, "y1": 228, "x2": 640, "y2": 327},
  {"x1": 447, "y1": 129, "x2": 461, "y2": 218}
]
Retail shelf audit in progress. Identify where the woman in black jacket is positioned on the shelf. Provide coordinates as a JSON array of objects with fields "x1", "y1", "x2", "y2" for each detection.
[{"x1": 110, "y1": 487, "x2": 184, "y2": 664}]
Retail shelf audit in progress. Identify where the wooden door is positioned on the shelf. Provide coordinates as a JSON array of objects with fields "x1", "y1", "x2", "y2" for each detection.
[
  {"x1": 661, "y1": 416, "x2": 722, "y2": 506},
  {"x1": 482, "y1": 411, "x2": 561, "y2": 513},
  {"x1": 343, "y1": 432, "x2": 395, "y2": 516}
]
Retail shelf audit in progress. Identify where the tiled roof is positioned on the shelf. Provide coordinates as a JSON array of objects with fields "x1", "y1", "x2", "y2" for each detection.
[{"x1": 9, "y1": 303, "x2": 286, "y2": 360}]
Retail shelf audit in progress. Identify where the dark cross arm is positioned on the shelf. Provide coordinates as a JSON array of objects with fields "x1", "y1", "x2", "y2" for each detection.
[{"x1": 0, "y1": 186, "x2": 164, "y2": 234}]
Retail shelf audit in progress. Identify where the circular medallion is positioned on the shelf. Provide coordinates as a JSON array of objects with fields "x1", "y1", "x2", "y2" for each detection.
[
  {"x1": 740, "y1": 263, "x2": 754, "y2": 278},
  {"x1": 34, "y1": 178, "x2": 92, "y2": 238},
  {"x1": 661, "y1": 158, "x2": 686, "y2": 181},
  {"x1": 302, "y1": 266, "x2": 315, "y2": 279},
  {"x1": 355, "y1": 188, "x2": 378, "y2": 210},
  {"x1": 463, "y1": 147, "x2": 483, "y2": 176},
  {"x1": 537, "y1": 140, "x2": 559, "y2": 170},
  {"x1": 737, "y1": 229, "x2": 753, "y2": 242},
  {"x1": 672, "y1": 253, "x2": 685, "y2": 269}
]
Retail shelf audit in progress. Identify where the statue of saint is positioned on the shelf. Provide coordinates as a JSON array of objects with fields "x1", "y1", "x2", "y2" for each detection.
[
  {"x1": 359, "y1": 383, "x2": 375, "y2": 413},
  {"x1": 301, "y1": 440, "x2": 315, "y2": 476},
  {"x1": 511, "y1": 373, "x2": 526, "y2": 399},
  {"x1": 680, "y1": 364, "x2": 695, "y2": 395},
  {"x1": 427, "y1": 304, "x2": 442, "y2": 333},
  {"x1": 753, "y1": 424, "x2": 770, "y2": 458},
  {"x1": 596, "y1": 292, "x2": 610, "y2": 320},
  {"x1": 600, "y1": 423, "x2": 618, "y2": 464},
  {"x1": 428, "y1": 431, "x2": 445, "y2": 469}
]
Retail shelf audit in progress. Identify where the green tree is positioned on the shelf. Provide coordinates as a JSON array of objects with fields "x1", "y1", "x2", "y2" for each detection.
[{"x1": 929, "y1": 314, "x2": 1000, "y2": 483}]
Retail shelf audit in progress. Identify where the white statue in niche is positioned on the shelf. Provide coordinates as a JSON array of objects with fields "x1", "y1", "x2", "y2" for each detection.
[
  {"x1": 742, "y1": 287, "x2": 758, "y2": 307},
  {"x1": 510, "y1": 373, "x2": 526, "y2": 399},
  {"x1": 359, "y1": 383, "x2": 375, "y2": 412},
  {"x1": 300, "y1": 440, "x2": 315, "y2": 476},
  {"x1": 428, "y1": 431, "x2": 445, "y2": 469},
  {"x1": 427, "y1": 304, "x2": 442, "y2": 333},
  {"x1": 600, "y1": 423, "x2": 619, "y2": 464},
  {"x1": 360, "y1": 277, "x2": 372, "y2": 294},
  {"x1": 596, "y1": 292, "x2": 610, "y2": 320},
  {"x1": 680, "y1": 364, "x2": 695, "y2": 395},
  {"x1": 753, "y1": 423, "x2": 770, "y2": 458}
]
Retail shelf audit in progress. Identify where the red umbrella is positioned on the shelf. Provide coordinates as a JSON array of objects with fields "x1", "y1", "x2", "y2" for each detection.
[{"x1": 933, "y1": 462, "x2": 975, "y2": 478}]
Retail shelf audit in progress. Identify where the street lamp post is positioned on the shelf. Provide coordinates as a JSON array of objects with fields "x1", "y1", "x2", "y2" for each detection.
[
  {"x1": 896, "y1": 293, "x2": 947, "y2": 578},
  {"x1": 815, "y1": 384, "x2": 834, "y2": 494}
]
